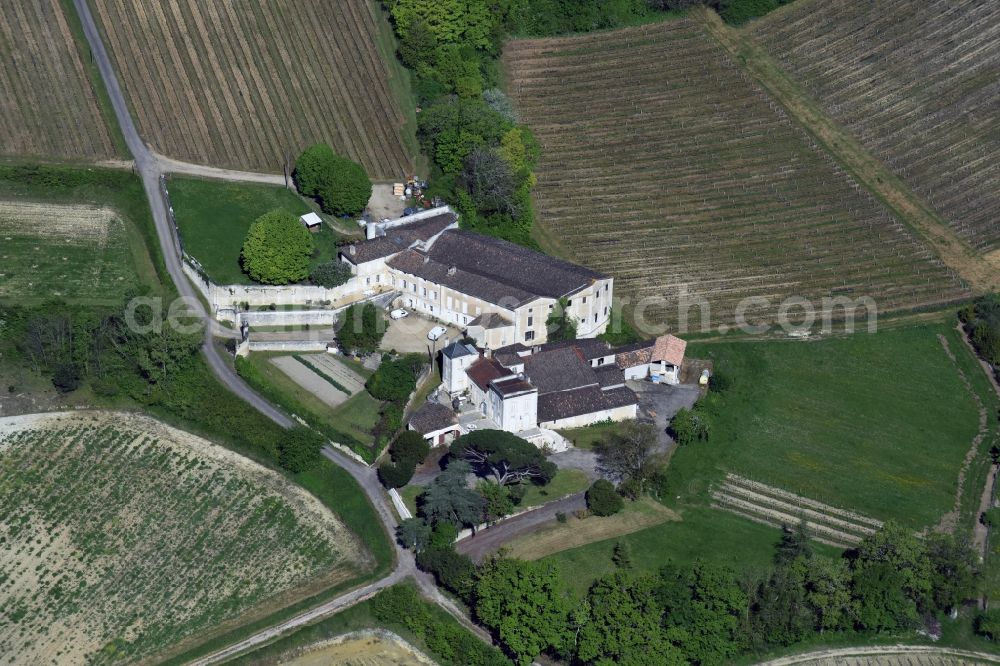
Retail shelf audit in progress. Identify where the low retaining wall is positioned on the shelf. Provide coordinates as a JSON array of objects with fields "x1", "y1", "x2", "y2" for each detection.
[
  {"x1": 182, "y1": 259, "x2": 380, "y2": 312},
  {"x1": 247, "y1": 340, "x2": 328, "y2": 353},
  {"x1": 241, "y1": 310, "x2": 339, "y2": 327}
]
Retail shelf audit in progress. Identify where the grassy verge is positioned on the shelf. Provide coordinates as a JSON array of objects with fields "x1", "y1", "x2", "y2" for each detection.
[
  {"x1": 227, "y1": 582, "x2": 508, "y2": 665},
  {"x1": 519, "y1": 468, "x2": 589, "y2": 508},
  {"x1": 168, "y1": 176, "x2": 340, "y2": 285},
  {"x1": 370, "y1": 2, "x2": 425, "y2": 176},
  {"x1": 669, "y1": 324, "x2": 981, "y2": 530},
  {"x1": 400, "y1": 484, "x2": 424, "y2": 516}
]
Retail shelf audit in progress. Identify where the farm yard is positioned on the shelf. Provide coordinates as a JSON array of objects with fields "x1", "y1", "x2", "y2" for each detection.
[
  {"x1": 0, "y1": 200, "x2": 139, "y2": 304},
  {"x1": 0, "y1": 411, "x2": 366, "y2": 665},
  {"x1": 88, "y1": 0, "x2": 416, "y2": 178},
  {"x1": 749, "y1": 0, "x2": 1000, "y2": 251},
  {"x1": 0, "y1": 0, "x2": 118, "y2": 161},
  {"x1": 503, "y1": 19, "x2": 970, "y2": 330}
]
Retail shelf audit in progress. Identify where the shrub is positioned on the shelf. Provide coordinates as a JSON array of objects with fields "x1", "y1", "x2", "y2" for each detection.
[
  {"x1": 586, "y1": 479, "x2": 624, "y2": 517},
  {"x1": 277, "y1": 427, "x2": 324, "y2": 473},
  {"x1": 379, "y1": 458, "x2": 417, "y2": 488},
  {"x1": 417, "y1": 545, "x2": 477, "y2": 600},
  {"x1": 337, "y1": 303, "x2": 385, "y2": 355},
  {"x1": 669, "y1": 407, "x2": 711, "y2": 445},
  {"x1": 976, "y1": 609, "x2": 1000, "y2": 640},
  {"x1": 393, "y1": 430, "x2": 431, "y2": 466},
  {"x1": 367, "y1": 354, "x2": 423, "y2": 403},
  {"x1": 293, "y1": 143, "x2": 372, "y2": 216},
  {"x1": 981, "y1": 507, "x2": 1000, "y2": 528},
  {"x1": 310, "y1": 260, "x2": 353, "y2": 288},
  {"x1": 52, "y1": 363, "x2": 82, "y2": 393},
  {"x1": 240, "y1": 210, "x2": 313, "y2": 284},
  {"x1": 556, "y1": 511, "x2": 567, "y2": 523}
]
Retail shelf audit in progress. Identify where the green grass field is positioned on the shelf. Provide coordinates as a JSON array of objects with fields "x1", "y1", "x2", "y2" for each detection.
[
  {"x1": 544, "y1": 506, "x2": 842, "y2": 598},
  {"x1": 169, "y1": 177, "x2": 340, "y2": 285},
  {"x1": 0, "y1": 165, "x2": 163, "y2": 301},
  {"x1": 558, "y1": 422, "x2": 618, "y2": 449},
  {"x1": 672, "y1": 324, "x2": 983, "y2": 530},
  {"x1": 520, "y1": 468, "x2": 590, "y2": 508}
]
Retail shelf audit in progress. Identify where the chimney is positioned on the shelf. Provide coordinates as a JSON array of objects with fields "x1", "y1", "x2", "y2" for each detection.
[
  {"x1": 447, "y1": 266, "x2": 457, "y2": 276},
  {"x1": 423, "y1": 255, "x2": 430, "y2": 264},
  {"x1": 349, "y1": 245, "x2": 356, "y2": 256}
]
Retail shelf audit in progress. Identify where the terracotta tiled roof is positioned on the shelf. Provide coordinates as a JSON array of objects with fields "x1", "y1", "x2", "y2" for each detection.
[
  {"x1": 523, "y1": 347, "x2": 597, "y2": 394},
  {"x1": 492, "y1": 377, "x2": 536, "y2": 396},
  {"x1": 387, "y1": 249, "x2": 536, "y2": 307},
  {"x1": 595, "y1": 365, "x2": 626, "y2": 388},
  {"x1": 651, "y1": 335, "x2": 686, "y2": 366},
  {"x1": 427, "y1": 230, "x2": 607, "y2": 301},
  {"x1": 467, "y1": 357, "x2": 509, "y2": 391}
]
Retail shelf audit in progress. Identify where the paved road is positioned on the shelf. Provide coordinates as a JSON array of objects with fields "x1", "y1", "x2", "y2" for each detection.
[
  {"x1": 73, "y1": 0, "x2": 292, "y2": 429},
  {"x1": 456, "y1": 492, "x2": 587, "y2": 563},
  {"x1": 70, "y1": 2, "x2": 491, "y2": 659}
]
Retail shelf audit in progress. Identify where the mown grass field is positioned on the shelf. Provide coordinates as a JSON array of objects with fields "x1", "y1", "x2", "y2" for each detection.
[
  {"x1": 543, "y1": 506, "x2": 841, "y2": 598},
  {"x1": 0, "y1": 0, "x2": 119, "y2": 160},
  {"x1": 89, "y1": 0, "x2": 416, "y2": 177},
  {"x1": 749, "y1": 0, "x2": 1000, "y2": 251},
  {"x1": 673, "y1": 324, "x2": 983, "y2": 530},
  {"x1": 504, "y1": 19, "x2": 969, "y2": 330},
  {"x1": 168, "y1": 177, "x2": 338, "y2": 285},
  {"x1": 0, "y1": 201, "x2": 138, "y2": 304},
  {"x1": 0, "y1": 411, "x2": 366, "y2": 665}
]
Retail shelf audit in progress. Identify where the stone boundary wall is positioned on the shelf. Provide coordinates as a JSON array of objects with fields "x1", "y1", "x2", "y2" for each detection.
[{"x1": 182, "y1": 258, "x2": 373, "y2": 312}]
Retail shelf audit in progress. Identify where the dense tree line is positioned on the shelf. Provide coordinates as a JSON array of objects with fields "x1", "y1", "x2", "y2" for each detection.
[
  {"x1": 402, "y1": 510, "x2": 979, "y2": 665},
  {"x1": 960, "y1": 295, "x2": 1000, "y2": 367},
  {"x1": 1, "y1": 299, "x2": 323, "y2": 474}
]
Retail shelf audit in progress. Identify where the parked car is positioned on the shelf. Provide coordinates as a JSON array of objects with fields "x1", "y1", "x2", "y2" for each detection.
[
  {"x1": 427, "y1": 325, "x2": 447, "y2": 341},
  {"x1": 389, "y1": 309, "x2": 409, "y2": 320}
]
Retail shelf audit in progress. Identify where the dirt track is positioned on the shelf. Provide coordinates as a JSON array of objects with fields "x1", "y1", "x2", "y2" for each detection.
[{"x1": 758, "y1": 645, "x2": 1000, "y2": 665}]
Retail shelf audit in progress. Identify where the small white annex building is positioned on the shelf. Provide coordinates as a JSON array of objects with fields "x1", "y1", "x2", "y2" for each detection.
[{"x1": 300, "y1": 212, "x2": 323, "y2": 232}]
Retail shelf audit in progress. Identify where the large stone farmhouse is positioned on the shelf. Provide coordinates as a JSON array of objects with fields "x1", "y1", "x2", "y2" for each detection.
[
  {"x1": 340, "y1": 207, "x2": 613, "y2": 345},
  {"x1": 410, "y1": 333, "x2": 686, "y2": 447}
]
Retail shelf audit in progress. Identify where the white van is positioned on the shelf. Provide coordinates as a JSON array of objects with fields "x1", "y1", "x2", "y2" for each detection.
[{"x1": 427, "y1": 326, "x2": 447, "y2": 341}]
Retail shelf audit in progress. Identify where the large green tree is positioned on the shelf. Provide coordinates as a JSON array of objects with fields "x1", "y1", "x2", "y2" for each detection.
[
  {"x1": 578, "y1": 571, "x2": 685, "y2": 665},
  {"x1": 450, "y1": 430, "x2": 556, "y2": 486},
  {"x1": 474, "y1": 557, "x2": 571, "y2": 664},
  {"x1": 240, "y1": 210, "x2": 313, "y2": 284},
  {"x1": 293, "y1": 143, "x2": 372, "y2": 216},
  {"x1": 420, "y1": 461, "x2": 483, "y2": 528}
]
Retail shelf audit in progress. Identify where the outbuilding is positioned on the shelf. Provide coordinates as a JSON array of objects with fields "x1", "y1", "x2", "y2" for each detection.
[{"x1": 300, "y1": 212, "x2": 323, "y2": 232}]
